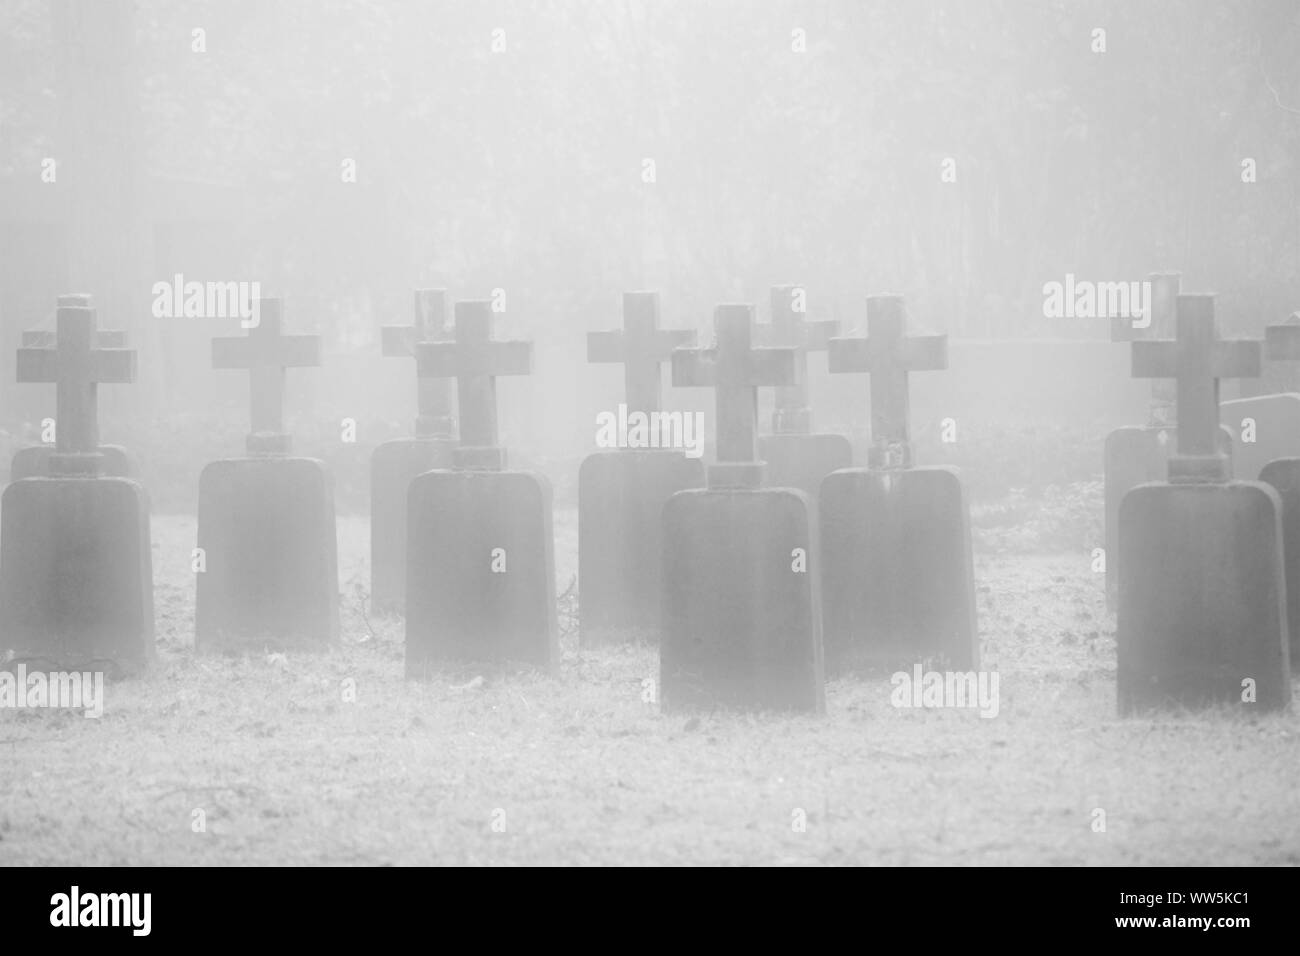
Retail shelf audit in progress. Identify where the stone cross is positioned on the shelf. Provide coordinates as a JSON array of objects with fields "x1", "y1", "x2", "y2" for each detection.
[
  {"x1": 671, "y1": 304, "x2": 799, "y2": 488},
  {"x1": 211, "y1": 298, "x2": 322, "y2": 456},
  {"x1": 828, "y1": 295, "x2": 946, "y2": 469},
  {"x1": 1131, "y1": 294, "x2": 1260, "y2": 482},
  {"x1": 755, "y1": 285, "x2": 838, "y2": 434},
  {"x1": 16, "y1": 294, "x2": 136, "y2": 476},
  {"x1": 381, "y1": 289, "x2": 456, "y2": 439},
  {"x1": 416, "y1": 301, "x2": 532, "y2": 471},
  {"x1": 587, "y1": 291, "x2": 694, "y2": 414}
]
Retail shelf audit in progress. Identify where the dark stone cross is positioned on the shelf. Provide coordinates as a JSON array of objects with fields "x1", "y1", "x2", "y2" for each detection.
[
  {"x1": 828, "y1": 295, "x2": 946, "y2": 469},
  {"x1": 671, "y1": 304, "x2": 800, "y2": 488},
  {"x1": 16, "y1": 294, "x2": 137, "y2": 476},
  {"x1": 1131, "y1": 294, "x2": 1259, "y2": 483},
  {"x1": 416, "y1": 301, "x2": 532, "y2": 471},
  {"x1": 755, "y1": 285, "x2": 838, "y2": 434},
  {"x1": 381, "y1": 289, "x2": 456, "y2": 439},
  {"x1": 587, "y1": 291, "x2": 694, "y2": 414},
  {"x1": 211, "y1": 298, "x2": 322, "y2": 456}
]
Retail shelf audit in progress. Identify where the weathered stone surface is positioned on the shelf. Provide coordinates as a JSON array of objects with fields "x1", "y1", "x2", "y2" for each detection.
[
  {"x1": 1103, "y1": 423, "x2": 1233, "y2": 608},
  {"x1": 819, "y1": 466, "x2": 977, "y2": 673},
  {"x1": 1221, "y1": 393, "x2": 1300, "y2": 482},
  {"x1": 661, "y1": 487, "x2": 824, "y2": 713},
  {"x1": 758, "y1": 432, "x2": 852, "y2": 501},
  {"x1": 11, "y1": 443, "x2": 133, "y2": 481},
  {"x1": 195, "y1": 457, "x2": 339, "y2": 651},
  {"x1": 579, "y1": 449, "x2": 703, "y2": 644},
  {"x1": 1259, "y1": 457, "x2": 1300, "y2": 671},
  {"x1": 369, "y1": 437, "x2": 456, "y2": 614},
  {"x1": 0, "y1": 476, "x2": 153, "y2": 676},
  {"x1": 1117, "y1": 480, "x2": 1289, "y2": 712},
  {"x1": 406, "y1": 469, "x2": 557, "y2": 673}
]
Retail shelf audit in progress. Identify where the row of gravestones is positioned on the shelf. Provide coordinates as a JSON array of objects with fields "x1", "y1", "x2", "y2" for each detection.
[{"x1": 2, "y1": 283, "x2": 1298, "y2": 717}]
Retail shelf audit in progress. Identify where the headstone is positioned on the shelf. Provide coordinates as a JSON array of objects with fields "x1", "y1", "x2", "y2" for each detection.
[
  {"x1": 369, "y1": 289, "x2": 458, "y2": 613},
  {"x1": 818, "y1": 294, "x2": 976, "y2": 674},
  {"x1": 1222, "y1": 321, "x2": 1300, "y2": 482},
  {"x1": 405, "y1": 301, "x2": 557, "y2": 674},
  {"x1": 195, "y1": 298, "x2": 338, "y2": 651},
  {"x1": 1118, "y1": 294, "x2": 1289, "y2": 713},
  {"x1": 1104, "y1": 273, "x2": 1232, "y2": 608},
  {"x1": 755, "y1": 285, "x2": 853, "y2": 499},
  {"x1": 1256, "y1": 323, "x2": 1300, "y2": 671},
  {"x1": 661, "y1": 304, "x2": 824, "y2": 713},
  {"x1": 10, "y1": 321, "x2": 135, "y2": 480},
  {"x1": 0, "y1": 294, "x2": 153, "y2": 676},
  {"x1": 579, "y1": 291, "x2": 703, "y2": 645}
]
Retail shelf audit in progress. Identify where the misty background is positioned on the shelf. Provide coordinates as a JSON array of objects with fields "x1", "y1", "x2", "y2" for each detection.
[{"x1": 0, "y1": 0, "x2": 1297, "y2": 513}]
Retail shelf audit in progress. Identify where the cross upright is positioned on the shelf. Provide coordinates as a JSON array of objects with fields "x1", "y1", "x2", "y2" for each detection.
[
  {"x1": 587, "y1": 291, "x2": 695, "y2": 415},
  {"x1": 16, "y1": 294, "x2": 137, "y2": 476},
  {"x1": 381, "y1": 289, "x2": 456, "y2": 439},
  {"x1": 1131, "y1": 294, "x2": 1260, "y2": 483},
  {"x1": 211, "y1": 298, "x2": 322, "y2": 456},
  {"x1": 827, "y1": 294, "x2": 946, "y2": 469},
  {"x1": 755, "y1": 285, "x2": 839, "y2": 435},
  {"x1": 671, "y1": 303, "x2": 800, "y2": 488},
  {"x1": 415, "y1": 301, "x2": 532, "y2": 471}
]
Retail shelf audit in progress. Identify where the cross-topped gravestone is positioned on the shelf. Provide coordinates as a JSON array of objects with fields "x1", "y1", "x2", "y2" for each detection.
[
  {"x1": 16, "y1": 294, "x2": 137, "y2": 476},
  {"x1": 211, "y1": 298, "x2": 322, "y2": 455},
  {"x1": 11, "y1": 303, "x2": 135, "y2": 481},
  {"x1": 1118, "y1": 293, "x2": 1288, "y2": 713},
  {"x1": 1, "y1": 293, "x2": 154, "y2": 676},
  {"x1": 819, "y1": 294, "x2": 976, "y2": 673},
  {"x1": 587, "y1": 291, "x2": 694, "y2": 414},
  {"x1": 406, "y1": 299, "x2": 556, "y2": 673},
  {"x1": 579, "y1": 291, "x2": 703, "y2": 645},
  {"x1": 672, "y1": 304, "x2": 800, "y2": 488},
  {"x1": 369, "y1": 289, "x2": 460, "y2": 613},
  {"x1": 755, "y1": 285, "x2": 853, "y2": 499},
  {"x1": 827, "y1": 294, "x2": 946, "y2": 470},
  {"x1": 381, "y1": 289, "x2": 456, "y2": 439},
  {"x1": 1223, "y1": 320, "x2": 1300, "y2": 481},
  {"x1": 197, "y1": 297, "x2": 338, "y2": 652},
  {"x1": 661, "y1": 303, "x2": 824, "y2": 712},
  {"x1": 416, "y1": 301, "x2": 531, "y2": 472}
]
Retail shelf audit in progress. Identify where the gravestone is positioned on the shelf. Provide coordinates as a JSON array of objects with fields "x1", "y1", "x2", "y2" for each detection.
[
  {"x1": 1222, "y1": 320, "x2": 1300, "y2": 483},
  {"x1": 1256, "y1": 323, "x2": 1300, "y2": 671},
  {"x1": 405, "y1": 301, "x2": 557, "y2": 674},
  {"x1": 580, "y1": 291, "x2": 703, "y2": 645},
  {"x1": 1104, "y1": 273, "x2": 1233, "y2": 608},
  {"x1": 195, "y1": 298, "x2": 339, "y2": 651},
  {"x1": 661, "y1": 303, "x2": 823, "y2": 713},
  {"x1": 1117, "y1": 294, "x2": 1289, "y2": 713},
  {"x1": 755, "y1": 285, "x2": 853, "y2": 500},
  {"x1": 11, "y1": 323, "x2": 134, "y2": 480},
  {"x1": 369, "y1": 289, "x2": 459, "y2": 614},
  {"x1": 818, "y1": 294, "x2": 976, "y2": 674},
  {"x1": 0, "y1": 294, "x2": 153, "y2": 676}
]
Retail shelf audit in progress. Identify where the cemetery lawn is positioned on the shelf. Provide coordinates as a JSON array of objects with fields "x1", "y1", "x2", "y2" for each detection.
[{"x1": 3, "y1": 499, "x2": 1299, "y2": 866}]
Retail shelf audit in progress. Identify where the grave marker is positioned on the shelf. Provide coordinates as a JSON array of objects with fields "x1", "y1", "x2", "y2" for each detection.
[
  {"x1": 755, "y1": 285, "x2": 853, "y2": 499},
  {"x1": 195, "y1": 298, "x2": 339, "y2": 651},
  {"x1": 369, "y1": 289, "x2": 458, "y2": 613},
  {"x1": 661, "y1": 303, "x2": 824, "y2": 712},
  {"x1": 1118, "y1": 294, "x2": 1289, "y2": 713},
  {"x1": 1222, "y1": 320, "x2": 1300, "y2": 483},
  {"x1": 579, "y1": 291, "x2": 703, "y2": 645},
  {"x1": 405, "y1": 301, "x2": 557, "y2": 674},
  {"x1": 0, "y1": 294, "x2": 153, "y2": 675},
  {"x1": 11, "y1": 306, "x2": 134, "y2": 480},
  {"x1": 818, "y1": 294, "x2": 977, "y2": 673},
  {"x1": 1103, "y1": 273, "x2": 1233, "y2": 607}
]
